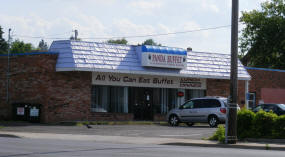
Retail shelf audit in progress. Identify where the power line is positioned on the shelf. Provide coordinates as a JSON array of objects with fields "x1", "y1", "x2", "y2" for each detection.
[
  {"x1": 81, "y1": 25, "x2": 232, "y2": 40},
  {"x1": 13, "y1": 24, "x2": 232, "y2": 40}
]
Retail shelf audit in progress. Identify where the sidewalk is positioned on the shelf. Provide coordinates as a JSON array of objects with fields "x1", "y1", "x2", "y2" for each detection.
[{"x1": 0, "y1": 131, "x2": 284, "y2": 151}]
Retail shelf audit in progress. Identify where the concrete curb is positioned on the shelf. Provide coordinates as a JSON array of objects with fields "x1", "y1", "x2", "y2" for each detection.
[
  {"x1": 0, "y1": 131, "x2": 284, "y2": 151},
  {"x1": 243, "y1": 138, "x2": 285, "y2": 144},
  {"x1": 161, "y1": 142, "x2": 285, "y2": 151}
]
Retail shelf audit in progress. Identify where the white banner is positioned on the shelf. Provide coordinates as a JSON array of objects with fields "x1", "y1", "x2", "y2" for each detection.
[{"x1": 92, "y1": 72, "x2": 206, "y2": 90}]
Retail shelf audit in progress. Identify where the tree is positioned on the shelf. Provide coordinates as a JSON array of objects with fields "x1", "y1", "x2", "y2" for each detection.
[
  {"x1": 0, "y1": 26, "x2": 8, "y2": 54},
  {"x1": 239, "y1": 0, "x2": 285, "y2": 69},
  {"x1": 38, "y1": 39, "x2": 48, "y2": 51},
  {"x1": 142, "y1": 39, "x2": 161, "y2": 46},
  {"x1": 10, "y1": 40, "x2": 33, "y2": 53},
  {"x1": 107, "y1": 38, "x2": 128, "y2": 45}
]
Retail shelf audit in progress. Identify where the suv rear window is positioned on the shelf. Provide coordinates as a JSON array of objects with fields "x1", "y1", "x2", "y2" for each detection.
[{"x1": 193, "y1": 99, "x2": 221, "y2": 108}]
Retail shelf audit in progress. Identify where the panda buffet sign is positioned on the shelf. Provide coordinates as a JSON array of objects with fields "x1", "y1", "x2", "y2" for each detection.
[
  {"x1": 141, "y1": 52, "x2": 187, "y2": 69},
  {"x1": 92, "y1": 72, "x2": 206, "y2": 90}
]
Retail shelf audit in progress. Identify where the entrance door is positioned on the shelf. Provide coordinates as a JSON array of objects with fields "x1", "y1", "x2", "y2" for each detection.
[{"x1": 133, "y1": 88, "x2": 153, "y2": 120}]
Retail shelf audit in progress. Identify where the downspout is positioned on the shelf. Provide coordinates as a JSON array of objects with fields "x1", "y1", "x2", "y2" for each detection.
[{"x1": 6, "y1": 28, "x2": 11, "y2": 104}]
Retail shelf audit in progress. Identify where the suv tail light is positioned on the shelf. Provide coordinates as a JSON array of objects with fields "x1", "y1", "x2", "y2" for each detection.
[{"x1": 220, "y1": 108, "x2": 226, "y2": 114}]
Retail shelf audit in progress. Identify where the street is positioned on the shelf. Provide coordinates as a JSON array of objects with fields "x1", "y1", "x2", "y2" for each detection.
[{"x1": 0, "y1": 137, "x2": 283, "y2": 157}]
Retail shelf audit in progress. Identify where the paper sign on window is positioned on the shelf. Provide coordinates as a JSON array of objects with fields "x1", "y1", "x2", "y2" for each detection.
[
  {"x1": 30, "y1": 107, "x2": 39, "y2": 117},
  {"x1": 17, "y1": 107, "x2": 25, "y2": 115}
]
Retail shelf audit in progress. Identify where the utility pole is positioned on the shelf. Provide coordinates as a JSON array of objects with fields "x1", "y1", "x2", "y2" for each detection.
[
  {"x1": 226, "y1": 0, "x2": 238, "y2": 144},
  {"x1": 74, "y1": 30, "x2": 78, "y2": 40},
  {"x1": 6, "y1": 28, "x2": 11, "y2": 103}
]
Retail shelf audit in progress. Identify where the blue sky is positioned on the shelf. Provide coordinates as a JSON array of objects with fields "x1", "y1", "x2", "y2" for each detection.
[{"x1": 0, "y1": 0, "x2": 265, "y2": 53}]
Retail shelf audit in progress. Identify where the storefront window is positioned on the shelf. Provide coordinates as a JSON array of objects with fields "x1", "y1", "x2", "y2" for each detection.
[
  {"x1": 91, "y1": 85, "x2": 128, "y2": 113},
  {"x1": 185, "y1": 89, "x2": 205, "y2": 101},
  {"x1": 128, "y1": 88, "x2": 178, "y2": 115},
  {"x1": 154, "y1": 88, "x2": 178, "y2": 114},
  {"x1": 91, "y1": 86, "x2": 205, "y2": 115},
  {"x1": 153, "y1": 88, "x2": 162, "y2": 114},
  {"x1": 167, "y1": 89, "x2": 178, "y2": 111}
]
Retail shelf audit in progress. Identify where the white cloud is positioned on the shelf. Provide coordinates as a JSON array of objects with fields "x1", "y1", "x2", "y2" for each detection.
[
  {"x1": 0, "y1": 9, "x2": 108, "y2": 45},
  {"x1": 177, "y1": 0, "x2": 220, "y2": 13},
  {"x1": 113, "y1": 18, "x2": 155, "y2": 36},
  {"x1": 129, "y1": 0, "x2": 163, "y2": 10},
  {"x1": 0, "y1": 14, "x2": 52, "y2": 41},
  {"x1": 201, "y1": 0, "x2": 220, "y2": 13},
  {"x1": 128, "y1": 0, "x2": 163, "y2": 15},
  {"x1": 111, "y1": 19, "x2": 180, "y2": 45},
  {"x1": 183, "y1": 21, "x2": 210, "y2": 38},
  {"x1": 183, "y1": 21, "x2": 200, "y2": 30}
]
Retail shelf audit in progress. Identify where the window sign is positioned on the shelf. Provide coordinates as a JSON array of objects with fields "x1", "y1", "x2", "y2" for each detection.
[
  {"x1": 92, "y1": 72, "x2": 206, "y2": 90},
  {"x1": 30, "y1": 107, "x2": 39, "y2": 117},
  {"x1": 147, "y1": 95, "x2": 150, "y2": 101},
  {"x1": 17, "y1": 107, "x2": 25, "y2": 115}
]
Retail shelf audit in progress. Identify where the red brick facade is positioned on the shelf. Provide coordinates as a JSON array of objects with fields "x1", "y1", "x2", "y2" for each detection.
[
  {"x1": 247, "y1": 68, "x2": 285, "y2": 104},
  {"x1": 0, "y1": 54, "x2": 92, "y2": 122},
  {"x1": 206, "y1": 79, "x2": 246, "y2": 108},
  {"x1": 2, "y1": 54, "x2": 284, "y2": 123}
]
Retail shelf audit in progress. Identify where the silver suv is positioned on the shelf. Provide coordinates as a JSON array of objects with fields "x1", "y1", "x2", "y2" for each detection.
[{"x1": 167, "y1": 97, "x2": 228, "y2": 127}]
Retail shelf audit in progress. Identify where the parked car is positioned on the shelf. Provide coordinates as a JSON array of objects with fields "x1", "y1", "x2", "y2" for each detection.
[
  {"x1": 252, "y1": 103, "x2": 285, "y2": 116},
  {"x1": 167, "y1": 96, "x2": 233, "y2": 127}
]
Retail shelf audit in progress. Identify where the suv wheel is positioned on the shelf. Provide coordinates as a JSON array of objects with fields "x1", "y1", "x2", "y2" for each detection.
[
  {"x1": 208, "y1": 115, "x2": 219, "y2": 127},
  {"x1": 169, "y1": 115, "x2": 179, "y2": 126},
  {"x1": 186, "y1": 122, "x2": 194, "y2": 127}
]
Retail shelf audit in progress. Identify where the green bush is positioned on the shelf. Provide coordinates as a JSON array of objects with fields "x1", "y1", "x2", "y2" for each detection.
[
  {"x1": 253, "y1": 110, "x2": 278, "y2": 138},
  {"x1": 210, "y1": 109, "x2": 285, "y2": 141},
  {"x1": 209, "y1": 125, "x2": 225, "y2": 143},
  {"x1": 237, "y1": 109, "x2": 255, "y2": 139},
  {"x1": 273, "y1": 115, "x2": 285, "y2": 138}
]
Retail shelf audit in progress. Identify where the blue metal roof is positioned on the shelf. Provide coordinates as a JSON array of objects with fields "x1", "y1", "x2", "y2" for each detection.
[
  {"x1": 49, "y1": 40, "x2": 251, "y2": 80},
  {"x1": 141, "y1": 45, "x2": 187, "y2": 55}
]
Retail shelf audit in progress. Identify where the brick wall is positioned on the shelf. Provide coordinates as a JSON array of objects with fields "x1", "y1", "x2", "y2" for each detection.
[
  {"x1": 207, "y1": 78, "x2": 247, "y2": 108},
  {"x1": 0, "y1": 54, "x2": 92, "y2": 122},
  {"x1": 247, "y1": 68, "x2": 285, "y2": 104}
]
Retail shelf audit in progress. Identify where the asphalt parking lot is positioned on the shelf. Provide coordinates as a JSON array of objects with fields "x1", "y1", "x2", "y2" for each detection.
[{"x1": 0, "y1": 123, "x2": 216, "y2": 140}]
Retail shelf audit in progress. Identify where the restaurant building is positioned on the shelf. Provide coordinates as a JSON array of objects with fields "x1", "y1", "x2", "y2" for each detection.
[{"x1": 0, "y1": 40, "x2": 251, "y2": 122}]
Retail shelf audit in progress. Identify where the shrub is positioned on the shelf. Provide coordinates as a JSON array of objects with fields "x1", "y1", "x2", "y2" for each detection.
[
  {"x1": 209, "y1": 125, "x2": 225, "y2": 143},
  {"x1": 210, "y1": 109, "x2": 285, "y2": 140},
  {"x1": 253, "y1": 110, "x2": 278, "y2": 138},
  {"x1": 237, "y1": 109, "x2": 255, "y2": 139},
  {"x1": 273, "y1": 115, "x2": 285, "y2": 138}
]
